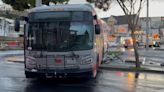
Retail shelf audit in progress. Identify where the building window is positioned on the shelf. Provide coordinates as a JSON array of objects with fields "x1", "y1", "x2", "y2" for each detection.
[{"x1": 162, "y1": 18, "x2": 164, "y2": 21}]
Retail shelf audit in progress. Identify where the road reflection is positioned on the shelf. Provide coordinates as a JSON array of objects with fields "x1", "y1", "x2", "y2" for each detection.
[
  {"x1": 97, "y1": 71, "x2": 164, "y2": 92},
  {"x1": 129, "y1": 49, "x2": 134, "y2": 52},
  {"x1": 24, "y1": 78, "x2": 94, "y2": 92},
  {"x1": 16, "y1": 71, "x2": 164, "y2": 92},
  {"x1": 126, "y1": 73, "x2": 135, "y2": 91}
]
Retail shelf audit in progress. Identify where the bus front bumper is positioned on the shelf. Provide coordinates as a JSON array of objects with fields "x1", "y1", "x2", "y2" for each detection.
[{"x1": 25, "y1": 68, "x2": 94, "y2": 78}]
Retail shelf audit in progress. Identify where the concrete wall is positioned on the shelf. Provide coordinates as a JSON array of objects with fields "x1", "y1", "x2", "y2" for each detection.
[
  {"x1": 0, "y1": 21, "x2": 9, "y2": 37},
  {"x1": 0, "y1": 45, "x2": 20, "y2": 50}
]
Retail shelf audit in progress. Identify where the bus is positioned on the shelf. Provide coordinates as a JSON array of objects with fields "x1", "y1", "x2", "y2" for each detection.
[{"x1": 14, "y1": 4, "x2": 108, "y2": 78}]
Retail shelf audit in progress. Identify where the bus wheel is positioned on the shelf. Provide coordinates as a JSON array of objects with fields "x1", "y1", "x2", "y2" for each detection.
[
  {"x1": 124, "y1": 46, "x2": 128, "y2": 48},
  {"x1": 155, "y1": 43, "x2": 158, "y2": 47},
  {"x1": 158, "y1": 43, "x2": 161, "y2": 47},
  {"x1": 92, "y1": 62, "x2": 98, "y2": 79},
  {"x1": 25, "y1": 71, "x2": 33, "y2": 78}
]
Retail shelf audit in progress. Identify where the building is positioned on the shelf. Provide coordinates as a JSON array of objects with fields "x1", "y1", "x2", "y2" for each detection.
[
  {"x1": 0, "y1": 4, "x2": 12, "y2": 11},
  {"x1": 102, "y1": 15, "x2": 141, "y2": 45},
  {"x1": 9, "y1": 24, "x2": 24, "y2": 37},
  {"x1": 0, "y1": 19, "x2": 10, "y2": 37},
  {"x1": 0, "y1": 18, "x2": 24, "y2": 37},
  {"x1": 140, "y1": 17, "x2": 161, "y2": 36}
]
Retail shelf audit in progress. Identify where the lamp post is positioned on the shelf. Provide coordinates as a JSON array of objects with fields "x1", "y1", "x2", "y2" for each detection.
[
  {"x1": 36, "y1": 0, "x2": 42, "y2": 7},
  {"x1": 150, "y1": 20, "x2": 152, "y2": 36},
  {"x1": 146, "y1": 0, "x2": 149, "y2": 50}
]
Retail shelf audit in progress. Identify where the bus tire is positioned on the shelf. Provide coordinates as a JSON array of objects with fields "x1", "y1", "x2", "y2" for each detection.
[
  {"x1": 25, "y1": 71, "x2": 34, "y2": 78},
  {"x1": 124, "y1": 46, "x2": 128, "y2": 48},
  {"x1": 158, "y1": 43, "x2": 161, "y2": 47},
  {"x1": 155, "y1": 43, "x2": 158, "y2": 47}
]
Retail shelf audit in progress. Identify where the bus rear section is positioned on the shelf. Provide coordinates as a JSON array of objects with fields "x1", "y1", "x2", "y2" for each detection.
[{"x1": 15, "y1": 4, "x2": 105, "y2": 78}]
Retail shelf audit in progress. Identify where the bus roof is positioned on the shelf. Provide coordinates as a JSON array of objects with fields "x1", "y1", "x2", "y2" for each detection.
[{"x1": 30, "y1": 4, "x2": 93, "y2": 13}]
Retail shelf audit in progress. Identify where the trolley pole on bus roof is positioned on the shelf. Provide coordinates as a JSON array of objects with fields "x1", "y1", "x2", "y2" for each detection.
[{"x1": 146, "y1": 0, "x2": 149, "y2": 50}]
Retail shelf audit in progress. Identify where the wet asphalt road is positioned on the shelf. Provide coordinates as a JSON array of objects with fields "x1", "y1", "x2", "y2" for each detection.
[{"x1": 1, "y1": 50, "x2": 164, "y2": 92}]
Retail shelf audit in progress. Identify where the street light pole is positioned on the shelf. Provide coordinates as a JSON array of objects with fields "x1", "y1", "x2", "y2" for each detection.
[
  {"x1": 36, "y1": 0, "x2": 42, "y2": 7},
  {"x1": 150, "y1": 21, "x2": 152, "y2": 36},
  {"x1": 146, "y1": 0, "x2": 149, "y2": 50}
]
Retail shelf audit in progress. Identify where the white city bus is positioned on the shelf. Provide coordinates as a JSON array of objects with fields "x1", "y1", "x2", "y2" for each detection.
[{"x1": 15, "y1": 4, "x2": 108, "y2": 78}]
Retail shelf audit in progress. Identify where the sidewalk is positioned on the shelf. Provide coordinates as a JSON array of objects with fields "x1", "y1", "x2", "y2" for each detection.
[{"x1": 100, "y1": 55, "x2": 164, "y2": 73}]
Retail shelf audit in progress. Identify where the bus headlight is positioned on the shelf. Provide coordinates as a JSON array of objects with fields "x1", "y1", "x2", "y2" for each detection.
[
  {"x1": 26, "y1": 57, "x2": 36, "y2": 65},
  {"x1": 80, "y1": 58, "x2": 93, "y2": 65}
]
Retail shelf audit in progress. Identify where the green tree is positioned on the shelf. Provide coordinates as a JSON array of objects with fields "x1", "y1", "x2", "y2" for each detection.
[
  {"x1": 2, "y1": 0, "x2": 69, "y2": 11},
  {"x1": 87, "y1": 0, "x2": 148, "y2": 68},
  {"x1": 2, "y1": 0, "x2": 29, "y2": 11}
]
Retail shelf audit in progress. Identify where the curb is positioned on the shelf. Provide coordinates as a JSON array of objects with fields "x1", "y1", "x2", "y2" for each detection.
[
  {"x1": 5, "y1": 57, "x2": 24, "y2": 63},
  {"x1": 4, "y1": 54, "x2": 24, "y2": 58},
  {"x1": 8, "y1": 60, "x2": 24, "y2": 63},
  {"x1": 125, "y1": 60, "x2": 142, "y2": 64},
  {"x1": 116, "y1": 51, "x2": 123, "y2": 56},
  {"x1": 154, "y1": 49, "x2": 164, "y2": 50},
  {"x1": 99, "y1": 66, "x2": 164, "y2": 74}
]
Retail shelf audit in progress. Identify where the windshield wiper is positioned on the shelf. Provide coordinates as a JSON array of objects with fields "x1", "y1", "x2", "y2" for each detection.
[{"x1": 68, "y1": 50, "x2": 79, "y2": 58}]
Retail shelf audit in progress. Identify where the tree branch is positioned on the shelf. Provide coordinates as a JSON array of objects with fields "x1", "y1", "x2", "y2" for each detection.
[
  {"x1": 121, "y1": 1, "x2": 130, "y2": 14},
  {"x1": 135, "y1": 0, "x2": 142, "y2": 29},
  {"x1": 130, "y1": 0, "x2": 132, "y2": 15},
  {"x1": 132, "y1": 0, "x2": 138, "y2": 26},
  {"x1": 117, "y1": 0, "x2": 133, "y2": 29}
]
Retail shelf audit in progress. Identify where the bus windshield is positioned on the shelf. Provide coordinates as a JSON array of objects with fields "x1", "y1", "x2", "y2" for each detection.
[{"x1": 26, "y1": 12, "x2": 93, "y2": 51}]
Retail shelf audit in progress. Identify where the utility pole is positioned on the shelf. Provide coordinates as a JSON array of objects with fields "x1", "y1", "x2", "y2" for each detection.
[
  {"x1": 3, "y1": 19, "x2": 6, "y2": 37},
  {"x1": 36, "y1": 0, "x2": 42, "y2": 7},
  {"x1": 146, "y1": 0, "x2": 149, "y2": 50}
]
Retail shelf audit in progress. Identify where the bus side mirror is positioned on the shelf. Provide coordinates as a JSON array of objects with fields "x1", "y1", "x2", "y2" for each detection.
[
  {"x1": 95, "y1": 24, "x2": 100, "y2": 34},
  {"x1": 24, "y1": 17, "x2": 29, "y2": 22},
  {"x1": 14, "y1": 18, "x2": 20, "y2": 32}
]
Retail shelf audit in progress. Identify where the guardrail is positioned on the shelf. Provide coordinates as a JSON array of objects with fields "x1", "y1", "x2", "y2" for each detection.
[{"x1": 0, "y1": 37, "x2": 23, "y2": 41}]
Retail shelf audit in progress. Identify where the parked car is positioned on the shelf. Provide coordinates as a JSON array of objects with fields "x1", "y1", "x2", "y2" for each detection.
[{"x1": 109, "y1": 41, "x2": 117, "y2": 47}]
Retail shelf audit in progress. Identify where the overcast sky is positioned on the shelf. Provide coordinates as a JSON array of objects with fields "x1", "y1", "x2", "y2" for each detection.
[{"x1": 1, "y1": 0, "x2": 164, "y2": 18}]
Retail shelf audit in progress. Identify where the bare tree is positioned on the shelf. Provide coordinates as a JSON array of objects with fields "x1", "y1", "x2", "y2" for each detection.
[
  {"x1": 117, "y1": 0, "x2": 145, "y2": 68},
  {"x1": 87, "y1": 0, "x2": 148, "y2": 68}
]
